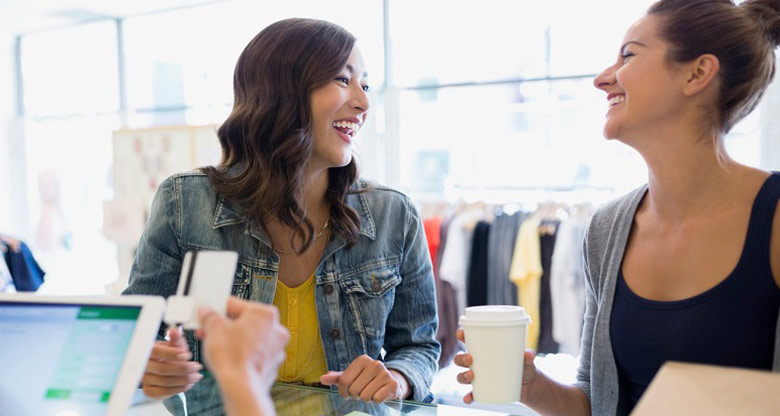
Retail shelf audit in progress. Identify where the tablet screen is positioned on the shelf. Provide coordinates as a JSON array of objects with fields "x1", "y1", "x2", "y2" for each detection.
[{"x1": 0, "y1": 302, "x2": 142, "y2": 416}]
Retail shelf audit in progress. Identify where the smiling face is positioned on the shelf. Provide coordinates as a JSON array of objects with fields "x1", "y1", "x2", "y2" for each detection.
[
  {"x1": 308, "y1": 46, "x2": 370, "y2": 171},
  {"x1": 593, "y1": 15, "x2": 689, "y2": 142}
]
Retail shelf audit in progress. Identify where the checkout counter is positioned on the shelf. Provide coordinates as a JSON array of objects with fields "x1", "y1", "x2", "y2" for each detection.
[{"x1": 129, "y1": 372, "x2": 538, "y2": 416}]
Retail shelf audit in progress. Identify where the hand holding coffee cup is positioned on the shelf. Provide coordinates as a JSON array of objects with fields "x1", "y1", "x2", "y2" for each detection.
[
  {"x1": 454, "y1": 332, "x2": 538, "y2": 404},
  {"x1": 455, "y1": 305, "x2": 534, "y2": 404}
]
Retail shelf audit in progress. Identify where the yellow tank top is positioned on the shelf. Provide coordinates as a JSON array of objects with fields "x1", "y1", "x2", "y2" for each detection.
[{"x1": 273, "y1": 274, "x2": 328, "y2": 385}]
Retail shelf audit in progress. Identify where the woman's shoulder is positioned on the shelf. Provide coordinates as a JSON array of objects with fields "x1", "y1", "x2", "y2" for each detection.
[
  {"x1": 350, "y1": 180, "x2": 420, "y2": 231},
  {"x1": 352, "y1": 179, "x2": 415, "y2": 208},
  {"x1": 157, "y1": 169, "x2": 222, "y2": 211},
  {"x1": 161, "y1": 169, "x2": 213, "y2": 192},
  {"x1": 588, "y1": 184, "x2": 647, "y2": 232},
  {"x1": 168, "y1": 169, "x2": 210, "y2": 182},
  {"x1": 584, "y1": 184, "x2": 647, "y2": 269}
]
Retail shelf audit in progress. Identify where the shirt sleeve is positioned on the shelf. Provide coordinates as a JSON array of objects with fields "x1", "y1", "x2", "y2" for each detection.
[
  {"x1": 122, "y1": 176, "x2": 184, "y2": 337},
  {"x1": 383, "y1": 197, "x2": 441, "y2": 402},
  {"x1": 574, "y1": 223, "x2": 595, "y2": 405}
]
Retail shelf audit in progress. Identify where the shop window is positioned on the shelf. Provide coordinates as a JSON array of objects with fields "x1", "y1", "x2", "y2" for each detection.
[
  {"x1": 20, "y1": 21, "x2": 119, "y2": 116},
  {"x1": 123, "y1": 0, "x2": 384, "y2": 112},
  {"x1": 389, "y1": 0, "x2": 548, "y2": 87}
]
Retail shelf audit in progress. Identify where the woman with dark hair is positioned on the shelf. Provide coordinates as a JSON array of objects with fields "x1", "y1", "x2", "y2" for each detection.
[
  {"x1": 456, "y1": 0, "x2": 780, "y2": 415},
  {"x1": 124, "y1": 18, "x2": 440, "y2": 409}
]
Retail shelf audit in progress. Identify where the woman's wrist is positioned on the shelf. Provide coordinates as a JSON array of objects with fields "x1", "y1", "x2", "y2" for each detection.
[
  {"x1": 522, "y1": 369, "x2": 590, "y2": 416},
  {"x1": 212, "y1": 363, "x2": 261, "y2": 388},
  {"x1": 214, "y1": 367, "x2": 274, "y2": 416},
  {"x1": 522, "y1": 366, "x2": 543, "y2": 405},
  {"x1": 388, "y1": 369, "x2": 410, "y2": 399}
]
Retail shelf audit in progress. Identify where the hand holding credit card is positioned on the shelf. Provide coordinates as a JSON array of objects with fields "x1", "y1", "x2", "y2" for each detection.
[{"x1": 164, "y1": 251, "x2": 239, "y2": 329}]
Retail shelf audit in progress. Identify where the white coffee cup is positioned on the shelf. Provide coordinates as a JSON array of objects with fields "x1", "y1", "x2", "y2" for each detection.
[{"x1": 459, "y1": 305, "x2": 531, "y2": 404}]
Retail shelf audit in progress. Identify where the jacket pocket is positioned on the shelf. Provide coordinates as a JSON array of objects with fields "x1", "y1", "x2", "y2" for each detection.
[
  {"x1": 231, "y1": 262, "x2": 251, "y2": 300},
  {"x1": 340, "y1": 258, "x2": 402, "y2": 339}
]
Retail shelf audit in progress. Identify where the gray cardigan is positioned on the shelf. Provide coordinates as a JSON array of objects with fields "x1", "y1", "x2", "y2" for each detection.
[{"x1": 574, "y1": 185, "x2": 780, "y2": 416}]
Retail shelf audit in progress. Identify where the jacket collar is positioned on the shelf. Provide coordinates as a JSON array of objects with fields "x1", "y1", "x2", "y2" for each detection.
[
  {"x1": 211, "y1": 181, "x2": 377, "y2": 244},
  {"x1": 348, "y1": 182, "x2": 377, "y2": 240}
]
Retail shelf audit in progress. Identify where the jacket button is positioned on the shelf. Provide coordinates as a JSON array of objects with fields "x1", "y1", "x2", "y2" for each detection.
[
  {"x1": 330, "y1": 328, "x2": 341, "y2": 339},
  {"x1": 324, "y1": 284, "x2": 334, "y2": 294},
  {"x1": 371, "y1": 281, "x2": 381, "y2": 291}
]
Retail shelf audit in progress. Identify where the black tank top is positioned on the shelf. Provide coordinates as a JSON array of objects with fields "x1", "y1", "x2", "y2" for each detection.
[{"x1": 611, "y1": 173, "x2": 780, "y2": 414}]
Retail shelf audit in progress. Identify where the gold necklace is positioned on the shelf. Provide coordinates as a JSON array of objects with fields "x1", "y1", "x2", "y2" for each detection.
[
  {"x1": 273, "y1": 219, "x2": 330, "y2": 255},
  {"x1": 276, "y1": 277, "x2": 315, "y2": 314},
  {"x1": 276, "y1": 235, "x2": 328, "y2": 315}
]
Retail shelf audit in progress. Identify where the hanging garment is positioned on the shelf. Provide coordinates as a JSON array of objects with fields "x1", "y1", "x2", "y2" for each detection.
[
  {"x1": 1, "y1": 240, "x2": 45, "y2": 292},
  {"x1": 434, "y1": 216, "x2": 460, "y2": 368},
  {"x1": 550, "y1": 216, "x2": 588, "y2": 355},
  {"x1": 436, "y1": 278, "x2": 460, "y2": 368},
  {"x1": 509, "y1": 215, "x2": 542, "y2": 350},
  {"x1": 423, "y1": 216, "x2": 443, "y2": 276},
  {"x1": 466, "y1": 221, "x2": 491, "y2": 307},
  {"x1": 435, "y1": 216, "x2": 451, "y2": 280},
  {"x1": 439, "y1": 210, "x2": 482, "y2": 318},
  {"x1": 487, "y1": 211, "x2": 526, "y2": 305},
  {"x1": 537, "y1": 220, "x2": 560, "y2": 354},
  {"x1": 0, "y1": 246, "x2": 14, "y2": 293}
]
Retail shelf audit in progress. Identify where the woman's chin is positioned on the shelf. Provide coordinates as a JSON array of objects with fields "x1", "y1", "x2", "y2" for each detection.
[
  {"x1": 329, "y1": 155, "x2": 353, "y2": 169},
  {"x1": 602, "y1": 124, "x2": 622, "y2": 141}
]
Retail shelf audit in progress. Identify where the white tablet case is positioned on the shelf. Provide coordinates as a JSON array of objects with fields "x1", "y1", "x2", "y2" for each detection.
[{"x1": 0, "y1": 294, "x2": 165, "y2": 416}]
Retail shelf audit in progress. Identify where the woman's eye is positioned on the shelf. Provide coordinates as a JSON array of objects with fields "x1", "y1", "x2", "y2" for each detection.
[
  {"x1": 621, "y1": 52, "x2": 635, "y2": 62},
  {"x1": 362, "y1": 85, "x2": 371, "y2": 92},
  {"x1": 336, "y1": 77, "x2": 349, "y2": 84}
]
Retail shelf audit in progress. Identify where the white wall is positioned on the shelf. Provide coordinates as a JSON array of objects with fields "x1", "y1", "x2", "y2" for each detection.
[
  {"x1": 0, "y1": 32, "x2": 30, "y2": 240},
  {"x1": 760, "y1": 56, "x2": 780, "y2": 171},
  {"x1": 0, "y1": 33, "x2": 15, "y2": 233}
]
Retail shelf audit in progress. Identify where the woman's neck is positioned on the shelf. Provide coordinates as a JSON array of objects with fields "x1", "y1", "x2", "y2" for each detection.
[
  {"x1": 635, "y1": 128, "x2": 746, "y2": 223},
  {"x1": 265, "y1": 166, "x2": 330, "y2": 252},
  {"x1": 301, "y1": 166, "x2": 331, "y2": 222}
]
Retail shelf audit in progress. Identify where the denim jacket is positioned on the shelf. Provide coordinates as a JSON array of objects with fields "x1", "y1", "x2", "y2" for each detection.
[{"x1": 123, "y1": 171, "x2": 440, "y2": 403}]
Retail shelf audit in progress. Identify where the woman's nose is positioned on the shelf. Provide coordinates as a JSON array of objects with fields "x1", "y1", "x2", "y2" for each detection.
[
  {"x1": 351, "y1": 85, "x2": 369, "y2": 113},
  {"x1": 594, "y1": 64, "x2": 617, "y2": 91}
]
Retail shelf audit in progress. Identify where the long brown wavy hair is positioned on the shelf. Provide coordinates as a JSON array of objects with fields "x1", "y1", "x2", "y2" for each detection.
[{"x1": 203, "y1": 18, "x2": 362, "y2": 252}]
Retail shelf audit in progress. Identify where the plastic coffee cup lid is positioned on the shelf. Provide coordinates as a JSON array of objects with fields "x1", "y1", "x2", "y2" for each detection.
[{"x1": 459, "y1": 305, "x2": 531, "y2": 326}]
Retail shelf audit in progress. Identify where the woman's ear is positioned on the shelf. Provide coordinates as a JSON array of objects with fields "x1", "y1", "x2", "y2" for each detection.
[{"x1": 681, "y1": 54, "x2": 720, "y2": 97}]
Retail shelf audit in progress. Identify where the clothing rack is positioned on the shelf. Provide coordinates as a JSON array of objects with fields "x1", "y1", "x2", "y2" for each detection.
[
  {"x1": 443, "y1": 184, "x2": 616, "y2": 206},
  {"x1": 421, "y1": 197, "x2": 595, "y2": 367}
]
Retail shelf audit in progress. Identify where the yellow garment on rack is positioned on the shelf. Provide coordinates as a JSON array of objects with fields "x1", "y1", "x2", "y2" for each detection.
[
  {"x1": 274, "y1": 274, "x2": 328, "y2": 385},
  {"x1": 509, "y1": 215, "x2": 542, "y2": 351}
]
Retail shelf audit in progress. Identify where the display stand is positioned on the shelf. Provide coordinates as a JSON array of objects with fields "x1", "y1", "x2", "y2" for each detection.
[{"x1": 104, "y1": 125, "x2": 221, "y2": 295}]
